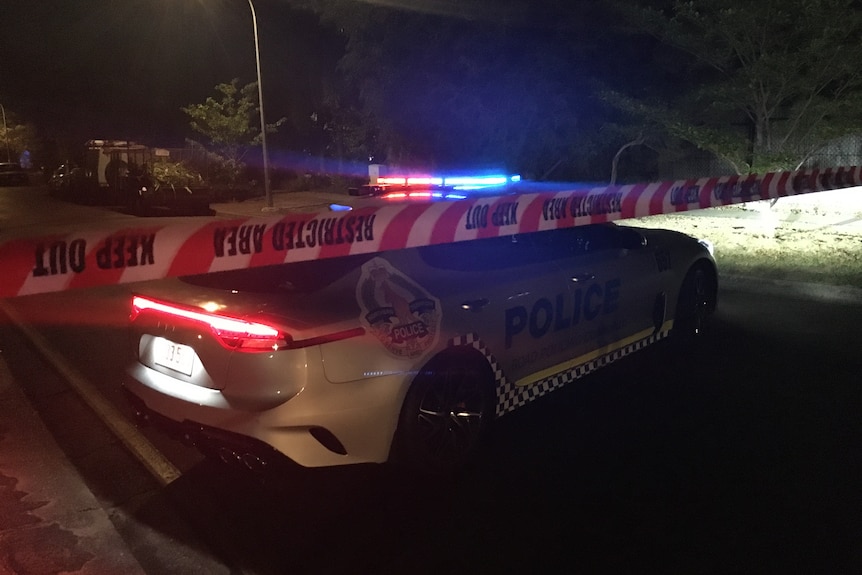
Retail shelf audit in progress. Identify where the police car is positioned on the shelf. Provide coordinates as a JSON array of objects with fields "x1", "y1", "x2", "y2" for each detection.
[{"x1": 124, "y1": 175, "x2": 718, "y2": 474}]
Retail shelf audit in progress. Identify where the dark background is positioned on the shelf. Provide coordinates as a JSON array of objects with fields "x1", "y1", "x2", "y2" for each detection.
[
  {"x1": 0, "y1": 1, "x2": 342, "y2": 149},
  {"x1": 1, "y1": 1, "x2": 644, "y2": 179}
]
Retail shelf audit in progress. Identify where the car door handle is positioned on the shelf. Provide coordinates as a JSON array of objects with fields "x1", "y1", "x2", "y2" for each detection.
[
  {"x1": 570, "y1": 273, "x2": 595, "y2": 283},
  {"x1": 460, "y1": 298, "x2": 490, "y2": 312}
]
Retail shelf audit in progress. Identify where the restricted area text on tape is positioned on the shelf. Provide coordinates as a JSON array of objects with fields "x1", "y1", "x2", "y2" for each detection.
[{"x1": 1, "y1": 166, "x2": 860, "y2": 299}]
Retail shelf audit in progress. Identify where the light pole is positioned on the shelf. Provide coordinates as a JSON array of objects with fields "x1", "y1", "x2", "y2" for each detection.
[
  {"x1": 0, "y1": 102, "x2": 10, "y2": 163},
  {"x1": 246, "y1": 0, "x2": 273, "y2": 210}
]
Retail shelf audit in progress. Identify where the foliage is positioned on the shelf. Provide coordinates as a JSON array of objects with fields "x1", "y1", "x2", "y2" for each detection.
[
  {"x1": 298, "y1": 0, "x2": 602, "y2": 180},
  {"x1": 182, "y1": 79, "x2": 284, "y2": 184},
  {"x1": 607, "y1": 0, "x2": 862, "y2": 174},
  {"x1": 599, "y1": 89, "x2": 750, "y2": 175},
  {"x1": 150, "y1": 160, "x2": 203, "y2": 188},
  {"x1": 0, "y1": 108, "x2": 38, "y2": 163}
]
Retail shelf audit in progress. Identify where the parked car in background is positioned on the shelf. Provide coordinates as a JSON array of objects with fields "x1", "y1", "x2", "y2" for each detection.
[
  {"x1": 48, "y1": 140, "x2": 211, "y2": 214},
  {"x1": 48, "y1": 162, "x2": 93, "y2": 199},
  {"x1": 0, "y1": 162, "x2": 28, "y2": 186}
]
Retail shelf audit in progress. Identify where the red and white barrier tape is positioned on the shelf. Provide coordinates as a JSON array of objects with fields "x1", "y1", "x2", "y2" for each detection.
[{"x1": 1, "y1": 166, "x2": 860, "y2": 299}]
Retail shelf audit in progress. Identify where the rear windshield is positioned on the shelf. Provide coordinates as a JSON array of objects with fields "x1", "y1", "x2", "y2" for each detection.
[{"x1": 181, "y1": 253, "x2": 374, "y2": 294}]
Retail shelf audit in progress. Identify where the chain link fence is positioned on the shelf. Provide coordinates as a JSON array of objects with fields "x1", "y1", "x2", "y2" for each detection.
[{"x1": 658, "y1": 134, "x2": 862, "y2": 181}]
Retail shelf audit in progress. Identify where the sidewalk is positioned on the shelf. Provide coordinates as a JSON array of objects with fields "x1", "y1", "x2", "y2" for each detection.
[
  {"x1": 209, "y1": 189, "x2": 355, "y2": 218},
  {"x1": 0, "y1": 351, "x2": 146, "y2": 575}
]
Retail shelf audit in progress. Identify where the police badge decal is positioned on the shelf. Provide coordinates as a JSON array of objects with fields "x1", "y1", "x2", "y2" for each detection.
[{"x1": 357, "y1": 257, "x2": 441, "y2": 359}]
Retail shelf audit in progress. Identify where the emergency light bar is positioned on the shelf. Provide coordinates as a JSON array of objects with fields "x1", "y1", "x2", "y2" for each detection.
[
  {"x1": 378, "y1": 176, "x2": 444, "y2": 186},
  {"x1": 351, "y1": 173, "x2": 521, "y2": 197},
  {"x1": 382, "y1": 174, "x2": 520, "y2": 189},
  {"x1": 380, "y1": 191, "x2": 469, "y2": 201}
]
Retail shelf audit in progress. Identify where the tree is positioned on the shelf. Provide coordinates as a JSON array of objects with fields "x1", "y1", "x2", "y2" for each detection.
[
  {"x1": 606, "y1": 0, "x2": 862, "y2": 174},
  {"x1": 182, "y1": 79, "x2": 284, "y2": 184},
  {"x1": 300, "y1": 0, "x2": 603, "y2": 180},
  {"x1": 0, "y1": 107, "x2": 38, "y2": 165}
]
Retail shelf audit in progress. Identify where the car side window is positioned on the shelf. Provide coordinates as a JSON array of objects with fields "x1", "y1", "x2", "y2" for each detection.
[
  {"x1": 419, "y1": 235, "x2": 538, "y2": 271},
  {"x1": 417, "y1": 225, "x2": 616, "y2": 272},
  {"x1": 527, "y1": 223, "x2": 630, "y2": 258},
  {"x1": 418, "y1": 223, "x2": 640, "y2": 272},
  {"x1": 575, "y1": 224, "x2": 620, "y2": 252}
]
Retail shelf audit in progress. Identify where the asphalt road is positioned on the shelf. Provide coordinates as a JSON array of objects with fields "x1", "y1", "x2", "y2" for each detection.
[{"x1": 1, "y1": 263, "x2": 860, "y2": 574}]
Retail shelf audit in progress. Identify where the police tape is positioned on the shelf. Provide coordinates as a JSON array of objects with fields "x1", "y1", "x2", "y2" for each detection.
[{"x1": 1, "y1": 165, "x2": 860, "y2": 299}]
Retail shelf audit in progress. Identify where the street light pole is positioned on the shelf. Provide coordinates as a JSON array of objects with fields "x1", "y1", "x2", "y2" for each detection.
[
  {"x1": 246, "y1": 0, "x2": 273, "y2": 210},
  {"x1": 0, "y1": 103, "x2": 10, "y2": 163}
]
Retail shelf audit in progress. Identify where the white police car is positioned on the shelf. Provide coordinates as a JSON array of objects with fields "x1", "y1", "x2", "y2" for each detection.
[{"x1": 124, "y1": 177, "x2": 717, "y2": 474}]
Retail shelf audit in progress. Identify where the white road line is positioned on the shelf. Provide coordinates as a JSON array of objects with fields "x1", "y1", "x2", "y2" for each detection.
[{"x1": 0, "y1": 299, "x2": 182, "y2": 486}]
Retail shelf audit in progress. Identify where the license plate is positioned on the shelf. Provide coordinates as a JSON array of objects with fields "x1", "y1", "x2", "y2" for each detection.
[{"x1": 153, "y1": 337, "x2": 195, "y2": 376}]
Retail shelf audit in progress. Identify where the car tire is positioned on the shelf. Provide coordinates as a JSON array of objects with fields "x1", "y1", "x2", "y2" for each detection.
[
  {"x1": 392, "y1": 350, "x2": 495, "y2": 475},
  {"x1": 131, "y1": 192, "x2": 147, "y2": 216},
  {"x1": 673, "y1": 263, "x2": 717, "y2": 342}
]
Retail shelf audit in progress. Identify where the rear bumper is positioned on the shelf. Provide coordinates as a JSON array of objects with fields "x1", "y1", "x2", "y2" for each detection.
[
  {"x1": 124, "y1": 387, "x2": 288, "y2": 473},
  {"x1": 123, "y1": 361, "x2": 410, "y2": 468}
]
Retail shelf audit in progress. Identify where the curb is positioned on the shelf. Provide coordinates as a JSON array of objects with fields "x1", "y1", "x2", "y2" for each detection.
[{"x1": 0, "y1": 300, "x2": 182, "y2": 487}]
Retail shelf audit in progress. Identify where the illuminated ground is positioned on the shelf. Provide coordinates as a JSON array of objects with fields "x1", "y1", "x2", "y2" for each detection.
[{"x1": 628, "y1": 188, "x2": 862, "y2": 288}]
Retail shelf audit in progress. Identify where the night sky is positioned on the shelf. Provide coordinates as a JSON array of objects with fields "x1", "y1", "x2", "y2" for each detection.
[{"x1": 1, "y1": 1, "x2": 341, "y2": 150}]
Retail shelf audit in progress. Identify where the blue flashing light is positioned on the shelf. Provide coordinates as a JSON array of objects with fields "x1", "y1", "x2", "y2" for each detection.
[
  {"x1": 329, "y1": 203, "x2": 353, "y2": 211},
  {"x1": 443, "y1": 175, "x2": 509, "y2": 188}
]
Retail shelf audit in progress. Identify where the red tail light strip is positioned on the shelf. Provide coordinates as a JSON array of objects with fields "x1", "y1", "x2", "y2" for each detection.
[
  {"x1": 131, "y1": 296, "x2": 364, "y2": 352},
  {"x1": 132, "y1": 295, "x2": 286, "y2": 351}
]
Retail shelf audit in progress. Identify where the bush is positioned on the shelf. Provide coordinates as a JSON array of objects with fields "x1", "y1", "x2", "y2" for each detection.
[{"x1": 151, "y1": 161, "x2": 204, "y2": 188}]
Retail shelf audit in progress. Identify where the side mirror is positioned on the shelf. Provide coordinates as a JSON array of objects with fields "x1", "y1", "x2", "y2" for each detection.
[{"x1": 621, "y1": 228, "x2": 647, "y2": 250}]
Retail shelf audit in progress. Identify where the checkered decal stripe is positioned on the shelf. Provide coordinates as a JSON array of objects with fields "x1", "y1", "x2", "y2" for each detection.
[
  {"x1": 449, "y1": 330, "x2": 671, "y2": 417},
  {"x1": 448, "y1": 333, "x2": 511, "y2": 416}
]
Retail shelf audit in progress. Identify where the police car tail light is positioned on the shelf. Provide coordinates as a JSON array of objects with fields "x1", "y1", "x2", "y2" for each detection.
[{"x1": 132, "y1": 296, "x2": 289, "y2": 352}]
